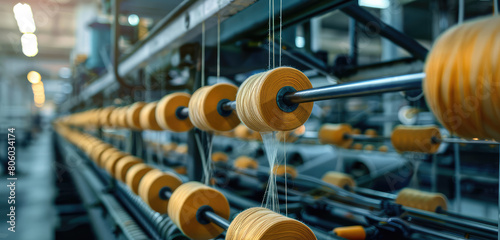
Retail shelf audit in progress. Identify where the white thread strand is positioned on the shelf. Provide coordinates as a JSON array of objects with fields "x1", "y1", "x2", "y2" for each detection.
[
  {"x1": 261, "y1": 132, "x2": 280, "y2": 213},
  {"x1": 280, "y1": 0, "x2": 282, "y2": 67},
  {"x1": 268, "y1": 0, "x2": 271, "y2": 69},
  {"x1": 272, "y1": 0, "x2": 275, "y2": 68},
  {"x1": 202, "y1": 21, "x2": 206, "y2": 86},
  {"x1": 217, "y1": 14, "x2": 221, "y2": 83}
]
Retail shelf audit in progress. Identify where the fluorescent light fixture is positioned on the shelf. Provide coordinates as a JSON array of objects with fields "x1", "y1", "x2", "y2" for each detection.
[
  {"x1": 359, "y1": 0, "x2": 390, "y2": 9},
  {"x1": 27, "y1": 71, "x2": 41, "y2": 84},
  {"x1": 128, "y1": 14, "x2": 140, "y2": 26},
  {"x1": 21, "y1": 33, "x2": 38, "y2": 57},
  {"x1": 13, "y1": 3, "x2": 36, "y2": 33}
]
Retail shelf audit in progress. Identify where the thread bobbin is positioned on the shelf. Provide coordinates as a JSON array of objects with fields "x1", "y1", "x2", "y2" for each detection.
[
  {"x1": 138, "y1": 169, "x2": 182, "y2": 214},
  {"x1": 395, "y1": 188, "x2": 448, "y2": 212},
  {"x1": 167, "y1": 182, "x2": 230, "y2": 240},
  {"x1": 114, "y1": 156, "x2": 142, "y2": 182},
  {"x1": 236, "y1": 67, "x2": 314, "y2": 132},
  {"x1": 322, "y1": 172, "x2": 356, "y2": 190},
  {"x1": 156, "y1": 92, "x2": 194, "y2": 132},
  {"x1": 318, "y1": 124, "x2": 354, "y2": 148},
  {"x1": 424, "y1": 16, "x2": 500, "y2": 140},
  {"x1": 226, "y1": 207, "x2": 317, "y2": 239},
  {"x1": 125, "y1": 163, "x2": 154, "y2": 195},
  {"x1": 211, "y1": 152, "x2": 228, "y2": 163},
  {"x1": 126, "y1": 102, "x2": 147, "y2": 130},
  {"x1": 139, "y1": 102, "x2": 163, "y2": 130},
  {"x1": 273, "y1": 165, "x2": 297, "y2": 179},
  {"x1": 233, "y1": 156, "x2": 259, "y2": 170},
  {"x1": 391, "y1": 125, "x2": 441, "y2": 153}
]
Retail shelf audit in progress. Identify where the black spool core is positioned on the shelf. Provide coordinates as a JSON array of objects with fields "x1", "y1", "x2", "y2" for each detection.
[
  {"x1": 175, "y1": 107, "x2": 188, "y2": 120},
  {"x1": 217, "y1": 99, "x2": 233, "y2": 117},
  {"x1": 276, "y1": 86, "x2": 299, "y2": 113},
  {"x1": 159, "y1": 187, "x2": 172, "y2": 200},
  {"x1": 196, "y1": 205, "x2": 215, "y2": 225}
]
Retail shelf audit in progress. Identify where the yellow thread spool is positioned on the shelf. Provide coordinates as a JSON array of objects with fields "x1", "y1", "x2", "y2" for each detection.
[
  {"x1": 175, "y1": 144, "x2": 188, "y2": 154},
  {"x1": 322, "y1": 171, "x2": 356, "y2": 190},
  {"x1": 351, "y1": 143, "x2": 363, "y2": 150},
  {"x1": 138, "y1": 169, "x2": 182, "y2": 214},
  {"x1": 139, "y1": 102, "x2": 162, "y2": 130},
  {"x1": 126, "y1": 102, "x2": 147, "y2": 130},
  {"x1": 236, "y1": 67, "x2": 314, "y2": 132},
  {"x1": 125, "y1": 163, "x2": 154, "y2": 195},
  {"x1": 378, "y1": 145, "x2": 389, "y2": 152},
  {"x1": 273, "y1": 165, "x2": 297, "y2": 179},
  {"x1": 98, "y1": 148, "x2": 120, "y2": 167},
  {"x1": 318, "y1": 124, "x2": 353, "y2": 148},
  {"x1": 364, "y1": 129, "x2": 377, "y2": 137},
  {"x1": 156, "y1": 93, "x2": 194, "y2": 132},
  {"x1": 167, "y1": 182, "x2": 230, "y2": 240},
  {"x1": 424, "y1": 16, "x2": 500, "y2": 140},
  {"x1": 162, "y1": 143, "x2": 178, "y2": 153},
  {"x1": 189, "y1": 83, "x2": 240, "y2": 132},
  {"x1": 105, "y1": 152, "x2": 128, "y2": 177},
  {"x1": 211, "y1": 152, "x2": 228, "y2": 163},
  {"x1": 233, "y1": 156, "x2": 259, "y2": 170},
  {"x1": 114, "y1": 156, "x2": 142, "y2": 182},
  {"x1": 363, "y1": 144, "x2": 375, "y2": 151},
  {"x1": 391, "y1": 125, "x2": 441, "y2": 153},
  {"x1": 396, "y1": 188, "x2": 448, "y2": 212},
  {"x1": 226, "y1": 207, "x2": 317, "y2": 239},
  {"x1": 333, "y1": 226, "x2": 366, "y2": 240}
]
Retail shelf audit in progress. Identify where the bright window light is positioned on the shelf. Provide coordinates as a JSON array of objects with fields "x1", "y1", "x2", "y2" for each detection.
[
  {"x1": 27, "y1": 71, "x2": 41, "y2": 84},
  {"x1": 13, "y1": 3, "x2": 36, "y2": 33},
  {"x1": 128, "y1": 14, "x2": 140, "y2": 26},
  {"x1": 21, "y1": 33, "x2": 38, "y2": 57},
  {"x1": 359, "y1": 0, "x2": 390, "y2": 9}
]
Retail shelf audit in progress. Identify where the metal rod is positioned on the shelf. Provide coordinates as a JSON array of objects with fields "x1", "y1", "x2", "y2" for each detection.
[
  {"x1": 283, "y1": 72, "x2": 424, "y2": 104},
  {"x1": 437, "y1": 138, "x2": 500, "y2": 145},
  {"x1": 341, "y1": 4, "x2": 429, "y2": 61},
  {"x1": 202, "y1": 210, "x2": 230, "y2": 230},
  {"x1": 180, "y1": 107, "x2": 189, "y2": 117},
  {"x1": 348, "y1": 134, "x2": 388, "y2": 142},
  {"x1": 223, "y1": 101, "x2": 237, "y2": 111}
]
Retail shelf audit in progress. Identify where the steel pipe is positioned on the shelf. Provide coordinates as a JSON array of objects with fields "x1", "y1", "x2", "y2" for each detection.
[{"x1": 283, "y1": 72, "x2": 425, "y2": 104}]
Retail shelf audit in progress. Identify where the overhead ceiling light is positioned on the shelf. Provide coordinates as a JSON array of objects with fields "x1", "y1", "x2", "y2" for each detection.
[
  {"x1": 32, "y1": 81, "x2": 44, "y2": 94},
  {"x1": 27, "y1": 71, "x2": 41, "y2": 84},
  {"x1": 359, "y1": 0, "x2": 390, "y2": 9},
  {"x1": 21, "y1": 33, "x2": 38, "y2": 57},
  {"x1": 13, "y1": 3, "x2": 36, "y2": 33},
  {"x1": 128, "y1": 14, "x2": 140, "y2": 26}
]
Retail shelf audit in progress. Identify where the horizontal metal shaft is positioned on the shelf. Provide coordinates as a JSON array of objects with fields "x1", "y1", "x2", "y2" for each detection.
[
  {"x1": 284, "y1": 72, "x2": 425, "y2": 104},
  {"x1": 348, "y1": 134, "x2": 388, "y2": 142},
  {"x1": 437, "y1": 138, "x2": 500, "y2": 145},
  {"x1": 202, "y1": 210, "x2": 230, "y2": 230}
]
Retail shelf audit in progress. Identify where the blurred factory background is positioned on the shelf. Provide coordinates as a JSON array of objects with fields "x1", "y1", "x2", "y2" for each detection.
[{"x1": 0, "y1": 0, "x2": 499, "y2": 240}]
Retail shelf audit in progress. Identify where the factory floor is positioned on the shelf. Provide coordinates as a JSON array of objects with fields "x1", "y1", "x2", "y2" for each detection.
[{"x1": 0, "y1": 128, "x2": 57, "y2": 240}]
